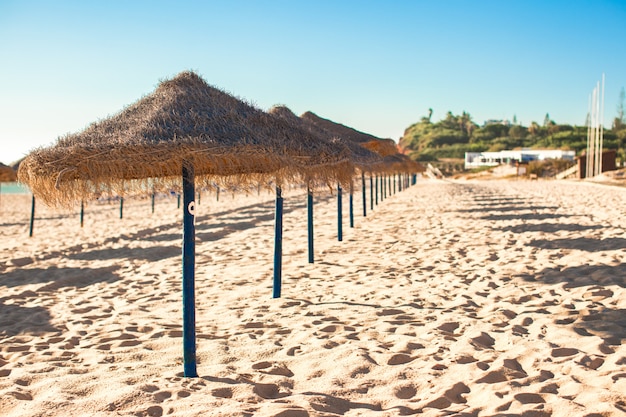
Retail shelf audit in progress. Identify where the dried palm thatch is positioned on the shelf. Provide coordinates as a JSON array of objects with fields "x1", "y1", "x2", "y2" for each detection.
[
  {"x1": 301, "y1": 111, "x2": 414, "y2": 173},
  {"x1": 248, "y1": 107, "x2": 354, "y2": 188},
  {"x1": 18, "y1": 72, "x2": 350, "y2": 207},
  {"x1": 361, "y1": 138, "x2": 399, "y2": 157},
  {"x1": 0, "y1": 162, "x2": 17, "y2": 182},
  {"x1": 301, "y1": 111, "x2": 381, "y2": 144},
  {"x1": 268, "y1": 105, "x2": 380, "y2": 179},
  {"x1": 381, "y1": 153, "x2": 425, "y2": 174}
]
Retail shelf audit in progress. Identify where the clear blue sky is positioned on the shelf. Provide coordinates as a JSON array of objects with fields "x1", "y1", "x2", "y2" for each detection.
[{"x1": 1, "y1": 0, "x2": 625, "y2": 165}]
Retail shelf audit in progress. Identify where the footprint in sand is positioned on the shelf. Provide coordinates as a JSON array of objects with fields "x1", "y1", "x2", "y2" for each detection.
[
  {"x1": 211, "y1": 387, "x2": 233, "y2": 398},
  {"x1": 252, "y1": 361, "x2": 294, "y2": 377},
  {"x1": 394, "y1": 385, "x2": 417, "y2": 399}
]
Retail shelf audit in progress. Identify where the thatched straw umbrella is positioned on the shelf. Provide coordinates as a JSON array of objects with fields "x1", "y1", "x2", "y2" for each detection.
[
  {"x1": 302, "y1": 111, "x2": 425, "y2": 204},
  {"x1": 301, "y1": 111, "x2": 396, "y2": 215},
  {"x1": 0, "y1": 162, "x2": 17, "y2": 182},
  {"x1": 269, "y1": 106, "x2": 381, "y2": 260},
  {"x1": 18, "y1": 71, "x2": 350, "y2": 378},
  {"x1": 0, "y1": 162, "x2": 18, "y2": 211},
  {"x1": 18, "y1": 73, "x2": 298, "y2": 207}
]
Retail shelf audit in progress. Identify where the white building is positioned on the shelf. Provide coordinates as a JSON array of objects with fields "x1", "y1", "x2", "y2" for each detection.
[{"x1": 464, "y1": 149, "x2": 576, "y2": 169}]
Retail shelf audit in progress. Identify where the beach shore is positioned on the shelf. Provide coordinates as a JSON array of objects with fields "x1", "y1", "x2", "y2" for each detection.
[{"x1": 1, "y1": 178, "x2": 625, "y2": 416}]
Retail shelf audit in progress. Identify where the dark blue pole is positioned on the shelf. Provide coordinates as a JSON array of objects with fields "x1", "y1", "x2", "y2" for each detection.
[
  {"x1": 216, "y1": 186, "x2": 220, "y2": 202},
  {"x1": 119, "y1": 197, "x2": 124, "y2": 219},
  {"x1": 182, "y1": 163, "x2": 197, "y2": 378},
  {"x1": 177, "y1": 193, "x2": 181, "y2": 209},
  {"x1": 80, "y1": 200, "x2": 84, "y2": 228},
  {"x1": 307, "y1": 186, "x2": 314, "y2": 264},
  {"x1": 383, "y1": 174, "x2": 386, "y2": 200},
  {"x1": 273, "y1": 186, "x2": 283, "y2": 298},
  {"x1": 398, "y1": 173, "x2": 402, "y2": 192},
  {"x1": 388, "y1": 175, "x2": 392, "y2": 196},
  {"x1": 151, "y1": 193, "x2": 155, "y2": 214},
  {"x1": 337, "y1": 184, "x2": 343, "y2": 241},
  {"x1": 29, "y1": 195, "x2": 35, "y2": 237},
  {"x1": 394, "y1": 174, "x2": 397, "y2": 194},
  {"x1": 349, "y1": 182, "x2": 354, "y2": 228},
  {"x1": 375, "y1": 176, "x2": 379, "y2": 205},
  {"x1": 361, "y1": 172, "x2": 366, "y2": 217}
]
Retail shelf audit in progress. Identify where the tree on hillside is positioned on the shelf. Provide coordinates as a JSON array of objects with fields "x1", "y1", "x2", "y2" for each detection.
[
  {"x1": 528, "y1": 121, "x2": 540, "y2": 135},
  {"x1": 543, "y1": 113, "x2": 555, "y2": 127}
]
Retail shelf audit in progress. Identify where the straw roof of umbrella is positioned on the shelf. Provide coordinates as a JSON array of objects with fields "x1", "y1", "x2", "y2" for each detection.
[
  {"x1": 18, "y1": 71, "x2": 351, "y2": 207},
  {"x1": 0, "y1": 162, "x2": 17, "y2": 182},
  {"x1": 268, "y1": 105, "x2": 381, "y2": 175},
  {"x1": 301, "y1": 111, "x2": 420, "y2": 173},
  {"x1": 382, "y1": 153, "x2": 425, "y2": 174},
  {"x1": 301, "y1": 111, "x2": 380, "y2": 144}
]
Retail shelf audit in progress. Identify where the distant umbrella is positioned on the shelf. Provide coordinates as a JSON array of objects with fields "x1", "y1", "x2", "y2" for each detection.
[
  {"x1": 269, "y1": 106, "x2": 381, "y2": 260},
  {"x1": 0, "y1": 162, "x2": 17, "y2": 182}
]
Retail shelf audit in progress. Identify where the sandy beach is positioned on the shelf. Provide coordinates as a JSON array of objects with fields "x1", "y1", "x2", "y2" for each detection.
[{"x1": 1, "y1": 178, "x2": 625, "y2": 416}]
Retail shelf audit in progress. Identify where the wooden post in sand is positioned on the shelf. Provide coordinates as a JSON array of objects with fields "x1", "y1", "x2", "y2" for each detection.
[
  {"x1": 80, "y1": 201, "x2": 85, "y2": 228},
  {"x1": 181, "y1": 163, "x2": 197, "y2": 378},
  {"x1": 349, "y1": 181, "x2": 354, "y2": 228},
  {"x1": 307, "y1": 185, "x2": 314, "y2": 264},
  {"x1": 375, "y1": 175, "x2": 379, "y2": 206},
  {"x1": 273, "y1": 186, "x2": 284, "y2": 298},
  {"x1": 383, "y1": 174, "x2": 386, "y2": 200},
  {"x1": 361, "y1": 172, "x2": 367, "y2": 217},
  {"x1": 337, "y1": 183, "x2": 343, "y2": 241},
  {"x1": 29, "y1": 195, "x2": 35, "y2": 237}
]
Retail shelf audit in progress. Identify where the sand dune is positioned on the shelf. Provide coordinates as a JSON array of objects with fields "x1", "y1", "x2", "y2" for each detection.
[{"x1": 1, "y1": 179, "x2": 625, "y2": 416}]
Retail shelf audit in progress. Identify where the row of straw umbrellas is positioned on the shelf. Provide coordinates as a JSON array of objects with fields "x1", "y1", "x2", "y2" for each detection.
[{"x1": 17, "y1": 71, "x2": 424, "y2": 377}]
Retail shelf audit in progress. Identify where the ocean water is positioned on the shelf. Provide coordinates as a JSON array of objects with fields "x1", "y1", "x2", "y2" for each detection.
[{"x1": 0, "y1": 182, "x2": 30, "y2": 194}]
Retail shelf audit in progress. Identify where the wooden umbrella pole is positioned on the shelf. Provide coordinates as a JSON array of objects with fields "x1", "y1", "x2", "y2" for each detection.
[
  {"x1": 375, "y1": 175, "x2": 378, "y2": 206},
  {"x1": 337, "y1": 183, "x2": 343, "y2": 241},
  {"x1": 273, "y1": 185, "x2": 283, "y2": 298},
  {"x1": 398, "y1": 173, "x2": 402, "y2": 192},
  {"x1": 388, "y1": 175, "x2": 392, "y2": 195},
  {"x1": 361, "y1": 172, "x2": 366, "y2": 217},
  {"x1": 394, "y1": 173, "x2": 396, "y2": 194},
  {"x1": 307, "y1": 185, "x2": 314, "y2": 264},
  {"x1": 80, "y1": 200, "x2": 84, "y2": 228},
  {"x1": 29, "y1": 195, "x2": 35, "y2": 237},
  {"x1": 151, "y1": 193, "x2": 155, "y2": 214},
  {"x1": 383, "y1": 174, "x2": 386, "y2": 200},
  {"x1": 182, "y1": 163, "x2": 197, "y2": 378}
]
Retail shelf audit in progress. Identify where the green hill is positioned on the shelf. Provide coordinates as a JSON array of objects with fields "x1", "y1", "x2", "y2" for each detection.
[{"x1": 399, "y1": 111, "x2": 626, "y2": 163}]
